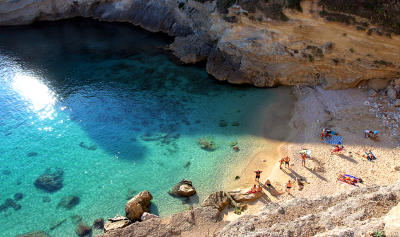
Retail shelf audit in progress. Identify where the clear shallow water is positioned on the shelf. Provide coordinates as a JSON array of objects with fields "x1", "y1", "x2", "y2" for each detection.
[{"x1": 0, "y1": 19, "x2": 281, "y2": 236}]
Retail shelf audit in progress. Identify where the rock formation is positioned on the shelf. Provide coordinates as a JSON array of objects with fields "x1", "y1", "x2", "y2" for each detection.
[
  {"x1": 1, "y1": 0, "x2": 398, "y2": 89},
  {"x1": 125, "y1": 190, "x2": 152, "y2": 221},
  {"x1": 101, "y1": 181, "x2": 400, "y2": 236},
  {"x1": 93, "y1": 218, "x2": 105, "y2": 229},
  {"x1": 75, "y1": 222, "x2": 92, "y2": 237},
  {"x1": 34, "y1": 168, "x2": 64, "y2": 192},
  {"x1": 104, "y1": 215, "x2": 131, "y2": 233},
  {"x1": 169, "y1": 179, "x2": 196, "y2": 197}
]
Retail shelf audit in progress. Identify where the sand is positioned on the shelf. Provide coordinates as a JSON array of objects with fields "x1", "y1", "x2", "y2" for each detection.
[{"x1": 223, "y1": 86, "x2": 400, "y2": 221}]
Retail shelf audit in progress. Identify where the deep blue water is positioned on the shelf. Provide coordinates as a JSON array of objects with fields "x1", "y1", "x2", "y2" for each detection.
[{"x1": 0, "y1": 18, "x2": 285, "y2": 236}]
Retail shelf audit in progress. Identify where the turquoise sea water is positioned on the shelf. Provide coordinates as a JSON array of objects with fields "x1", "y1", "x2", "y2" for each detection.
[{"x1": 0, "y1": 19, "x2": 283, "y2": 236}]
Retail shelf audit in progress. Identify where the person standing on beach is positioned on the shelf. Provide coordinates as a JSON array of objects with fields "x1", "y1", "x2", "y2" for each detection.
[
  {"x1": 254, "y1": 170, "x2": 262, "y2": 181},
  {"x1": 301, "y1": 153, "x2": 307, "y2": 167},
  {"x1": 284, "y1": 156, "x2": 290, "y2": 168},
  {"x1": 286, "y1": 180, "x2": 292, "y2": 194},
  {"x1": 279, "y1": 158, "x2": 284, "y2": 169}
]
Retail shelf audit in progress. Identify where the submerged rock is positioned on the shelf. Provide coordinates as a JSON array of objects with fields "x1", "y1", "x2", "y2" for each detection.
[
  {"x1": 125, "y1": 188, "x2": 137, "y2": 200},
  {"x1": 0, "y1": 198, "x2": 21, "y2": 212},
  {"x1": 79, "y1": 142, "x2": 97, "y2": 151},
  {"x1": 15, "y1": 230, "x2": 50, "y2": 237},
  {"x1": 125, "y1": 190, "x2": 153, "y2": 221},
  {"x1": 14, "y1": 193, "x2": 23, "y2": 201},
  {"x1": 198, "y1": 138, "x2": 217, "y2": 151},
  {"x1": 34, "y1": 168, "x2": 64, "y2": 192},
  {"x1": 93, "y1": 218, "x2": 105, "y2": 229},
  {"x1": 183, "y1": 161, "x2": 191, "y2": 168},
  {"x1": 75, "y1": 222, "x2": 92, "y2": 237},
  {"x1": 49, "y1": 218, "x2": 66, "y2": 230},
  {"x1": 169, "y1": 179, "x2": 196, "y2": 197},
  {"x1": 57, "y1": 195, "x2": 80, "y2": 209},
  {"x1": 42, "y1": 197, "x2": 51, "y2": 203},
  {"x1": 2, "y1": 170, "x2": 11, "y2": 175},
  {"x1": 71, "y1": 215, "x2": 83, "y2": 225},
  {"x1": 27, "y1": 152, "x2": 38, "y2": 157}
]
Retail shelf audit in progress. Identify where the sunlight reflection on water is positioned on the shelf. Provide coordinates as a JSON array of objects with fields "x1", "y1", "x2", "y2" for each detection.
[{"x1": 11, "y1": 71, "x2": 57, "y2": 120}]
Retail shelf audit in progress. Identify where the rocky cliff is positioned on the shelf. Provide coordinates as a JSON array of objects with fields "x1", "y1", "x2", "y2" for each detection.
[
  {"x1": 0, "y1": 0, "x2": 399, "y2": 88},
  {"x1": 100, "y1": 181, "x2": 400, "y2": 237}
]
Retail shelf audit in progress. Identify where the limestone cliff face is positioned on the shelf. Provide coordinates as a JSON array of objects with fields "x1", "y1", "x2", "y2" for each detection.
[{"x1": 0, "y1": 0, "x2": 399, "y2": 89}]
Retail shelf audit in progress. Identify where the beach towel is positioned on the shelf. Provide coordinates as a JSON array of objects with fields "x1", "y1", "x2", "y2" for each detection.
[{"x1": 323, "y1": 135, "x2": 343, "y2": 145}]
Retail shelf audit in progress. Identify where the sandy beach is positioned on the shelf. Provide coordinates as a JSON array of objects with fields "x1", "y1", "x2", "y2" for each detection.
[{"x1": 223, "y1": 86, "x2": 400, "y2": 221}]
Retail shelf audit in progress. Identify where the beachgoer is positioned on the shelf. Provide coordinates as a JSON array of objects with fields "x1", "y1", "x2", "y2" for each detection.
[
  {"x1": 257, "y1": 185, "x2": 262, "y2": 192},
  {"x1": 265, "y1": 179, "x2": 272, "y2": 188},
  {"x1": 233, "y1": 145, "x2": 239, "y2": 151},
  {"x1": 284, "y1": 156, "x2": 290, "y2": 168},
  {"x1": 254, "y1": 170, "x2": 262, "y2": 181},
  {"x1": 332, "y1": 145, "x2": 344, "y2": 153},
  {"x1": 286, "y1": 180, "x2": 292, "y2": 194},
  {"x1": 248, "y1": 184, "x2": 257, "y2": 193},
  {"x1": 301, "y1": 153, "x2": 307, "y2": 167},
  {"x1": 279, "y1": 158, "x2": 284, "y2": 169}
]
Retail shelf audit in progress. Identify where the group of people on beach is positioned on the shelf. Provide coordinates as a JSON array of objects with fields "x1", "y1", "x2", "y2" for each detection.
[{"x1": 248, "y1": 127, "x2": 379, "y2": 196}]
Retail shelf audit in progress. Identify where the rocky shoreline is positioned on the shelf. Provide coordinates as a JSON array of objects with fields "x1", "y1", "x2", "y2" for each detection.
[{"x1": 1, "y1": 0, "x2": 399, "y2": 88}]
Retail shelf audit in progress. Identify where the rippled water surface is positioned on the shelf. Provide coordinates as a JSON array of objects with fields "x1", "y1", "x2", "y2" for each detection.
[{"x1": 0, "y1": 19, "x2": 284, "y2": 236}]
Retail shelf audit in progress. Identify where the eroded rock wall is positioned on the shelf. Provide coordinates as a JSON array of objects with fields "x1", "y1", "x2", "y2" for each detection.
[{"x1": 0, "y1": 0, "x2": 399, "y2": 89}]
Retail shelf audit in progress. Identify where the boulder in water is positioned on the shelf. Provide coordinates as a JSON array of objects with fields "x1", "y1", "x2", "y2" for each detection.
[
  {"x1": 169, "y1": 179, "x2": 196, "y2": 197},
  {"x1": 0, "y1": 198, "x2": 21, "y2": 212},
  {"x1": 14, "y1": 193, "x2": 23, "y2": 201},
  {"x1": 71, "y1": 215, "x2": 83, "y2": 225},
  {"x1": 15, "y1": 230, "x2": 50, "y2": 237},
  {"x1": 125, "y1": 190, "x2": 153, "y2": 221},
  {"x1": 75, "y1": 222, "x2": 92, "y2": 237},
  {"x1": 198, "y1": 138, "x2": 217, "y2": 151},
  {"x1": 93, "y1": 218, "x2": 104, "y2": 229},
  {"x1": 27, "y1": 152, "x2": 38, "y2": 157},
  {"x1": 57, "y1": 195, "x2": 80, "y2": 209},
  {"x1": 34, "y1": 168, "x2": 64, "y2": 192}
]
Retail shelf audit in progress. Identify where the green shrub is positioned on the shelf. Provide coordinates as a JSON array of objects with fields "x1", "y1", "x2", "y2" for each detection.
[
  {"x1": 178, "y1": 2, "x2": 185, "y2": 9},
  {"x1": 349, "y1": 48, "x2": 354, "y2": 53}
]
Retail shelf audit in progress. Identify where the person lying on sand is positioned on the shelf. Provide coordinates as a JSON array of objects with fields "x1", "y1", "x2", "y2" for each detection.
[{"x1": 331, "y1": 145, "x2": 344, "y2": 154}]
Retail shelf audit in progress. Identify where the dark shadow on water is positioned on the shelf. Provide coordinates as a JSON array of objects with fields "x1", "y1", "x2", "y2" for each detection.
[{"x1": 0, "y1": 18, "x2": 393, "y2": 165}]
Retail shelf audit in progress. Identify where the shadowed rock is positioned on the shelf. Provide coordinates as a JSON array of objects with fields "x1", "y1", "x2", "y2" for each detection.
[
  {"x1": 14, "y1": 193, "x2": 23, "y2": 201},
  {"x1": 201, "y1": 191, "x2": 230, "y2": 211},
  {"x1": 34, "y1": 168, "x2": 64, "y2": 193},
  {"x1": 93, "y1": 218, "x2": 105, "y2": 229},
  {"x1": 57, "y1": 195, "x2": 80, "y2": 210},
  {"x1": 75, "y1": 222, "x2": 92, "y2": 237},
  {"x1": 0, "y1": 198, "x2": 21, "y2": 212}
]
